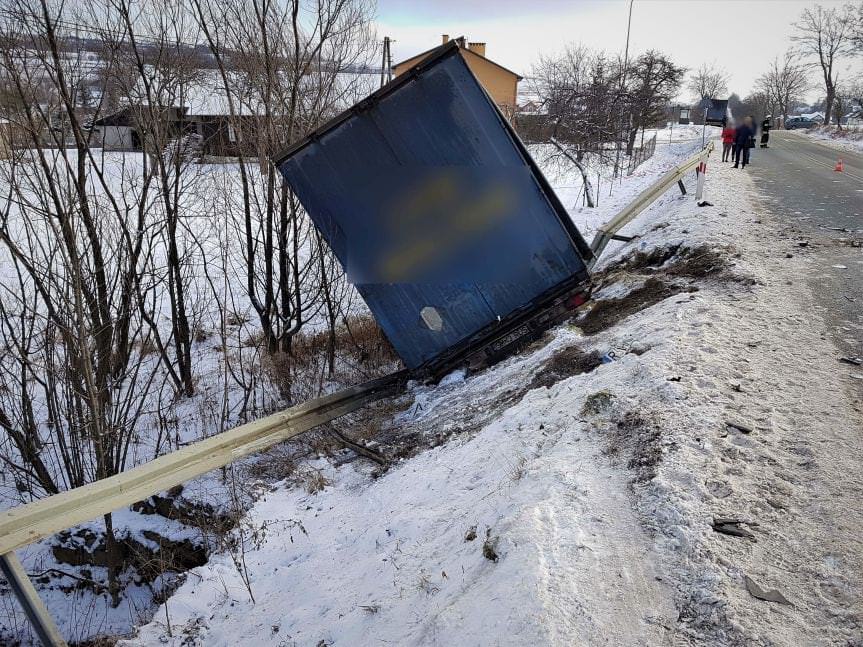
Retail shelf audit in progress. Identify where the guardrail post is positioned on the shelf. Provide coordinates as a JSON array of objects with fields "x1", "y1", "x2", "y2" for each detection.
[
  {"x1": 0, "y1": 552, "x2": 67, "y2": 646},
  {"x1": 695, "y1": 161, "x2": 707, "y2": 201}
]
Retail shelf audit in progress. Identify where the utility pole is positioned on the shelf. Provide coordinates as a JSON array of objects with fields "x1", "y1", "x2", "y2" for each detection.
[
  {"x1": 615, "y1": 0, "x2": 635, "y2": 179},
  {"x1": 623, "y1": 0, "x2": 634, "y2": 70}
]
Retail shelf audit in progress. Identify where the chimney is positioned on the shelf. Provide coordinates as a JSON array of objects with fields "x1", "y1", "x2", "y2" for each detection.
[
  {"x1": 468, "y1": 42, "x2": 486, "y2": 57},
  {"x1": 442, "y1": 34, "x2": 449, "y2": 44}
]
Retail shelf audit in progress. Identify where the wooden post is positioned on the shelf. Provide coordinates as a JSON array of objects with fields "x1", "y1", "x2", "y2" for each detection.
[{"x1": 0, "y1": 552, "x2": 67, "y2": 646}]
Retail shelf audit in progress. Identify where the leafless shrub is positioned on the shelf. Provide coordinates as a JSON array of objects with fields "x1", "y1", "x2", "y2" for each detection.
[
  {"x1": 302, "y1": 469, "x2": 330, "y2": 494},
  {"x1": 528, "y1": 45, "x2": 684, "y2": 203},
  {"x1": 191, "y1": 0, "x2": 377, "y2": 357}
]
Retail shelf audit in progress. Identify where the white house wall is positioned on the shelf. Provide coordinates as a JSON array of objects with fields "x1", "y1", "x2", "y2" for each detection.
[{"x1": 99, "y1": 125, "x2": 134, "y2": 150}]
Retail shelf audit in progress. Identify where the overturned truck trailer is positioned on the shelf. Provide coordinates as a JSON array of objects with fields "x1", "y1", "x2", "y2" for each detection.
[
  {"x1": 704, "y1": 98, "x2": 729, "y2": 126},
  {"x1": 275, "y1": 41, "x2": 593, "y2": 377}
]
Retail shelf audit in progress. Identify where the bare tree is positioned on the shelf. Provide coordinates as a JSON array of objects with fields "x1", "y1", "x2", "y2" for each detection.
[
  {"x1": 624, "y1": 50, "x2": 685, "y2": 154},
  {"x1": 793, "y1": 4, "x2": 856, "y2": 124},
  {"x1": 191, "y1": 0, "x2": 375, "y2": 368},
  {"x1": 98, "y1": 0, "x2": 208, "y2": 397},
  {"x1": 755, "y1": 51, "x2": 811, "y2": 126},
  {"x1": 529, "y1": 44, "x2": 684, "y2": 203},
  {"x1": 529, "y1": 45, "x2": 629, "y2": 206},
  {"x1": 687, "y1": 62, "x2": 730, "y2": 102},
  {"x1": 0, "y1": 0, "x2": 173, "y2": 605}
]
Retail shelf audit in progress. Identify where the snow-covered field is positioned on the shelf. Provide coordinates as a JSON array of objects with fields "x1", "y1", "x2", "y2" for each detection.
[
  {"x1": 790, "y1": 124, "x2": 863, "y2": 154},
  {"x1": 112, "y1": 137, "x2": 863, "y2": 645}
]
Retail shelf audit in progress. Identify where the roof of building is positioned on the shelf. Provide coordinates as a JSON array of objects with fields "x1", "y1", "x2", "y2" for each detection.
[{"x1": 393, "y1": 40, "x2": 523, "y2": 81}]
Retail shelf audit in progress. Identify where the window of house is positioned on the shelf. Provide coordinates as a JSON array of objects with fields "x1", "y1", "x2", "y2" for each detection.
[{"x1": 227, "y1": 123, "x2": 237, "y2": 143}]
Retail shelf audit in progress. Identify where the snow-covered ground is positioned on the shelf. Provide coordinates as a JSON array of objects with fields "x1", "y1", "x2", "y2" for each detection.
[
  {"x1": 115, "y1": 139, "x2": 863, "y2": 645},
  {"x1": 790, "y1": 124, "x2": 863, "y2": 154},
  {"x1": 4, "y1": 130, "x2": 861, "y2": 645}
]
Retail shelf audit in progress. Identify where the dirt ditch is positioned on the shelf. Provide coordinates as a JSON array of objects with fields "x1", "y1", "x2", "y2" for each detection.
[
  {"x1": 578, "y1": 277, "x2": 695, "y2": 335},
  {"x1": 576, "y1": 244, "x2": 746, "y2": 335},
  {"x1": 43, "y1": 486, "x2": 235, "y2": 601},
  {"x1": 527, "y1": 345, "x2": 604, "y2": 390},
  {"x1": 51, "y1": 527, "x2": 208, "y2": 590}
]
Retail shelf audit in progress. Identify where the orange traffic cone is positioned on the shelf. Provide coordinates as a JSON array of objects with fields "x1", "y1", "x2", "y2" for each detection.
[{"x1": 835, "y1": 158, "x2": 844, "y2": 172}]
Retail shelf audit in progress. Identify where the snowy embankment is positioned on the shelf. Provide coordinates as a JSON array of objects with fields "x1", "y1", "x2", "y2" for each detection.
[
  {"x1": 538, "y1": 125, "x2": 720, "y2": 240},
  {"x1": 121, "y1": 139, "x2": 863, "y2": 646},
  {"x1": 790, "y1": 124, "x2": 863, "y2": 154}
]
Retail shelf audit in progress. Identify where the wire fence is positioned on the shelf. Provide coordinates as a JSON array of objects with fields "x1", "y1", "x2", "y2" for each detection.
[{"x1": 626, "y1": 134, "x2": 657, "y2": 175}]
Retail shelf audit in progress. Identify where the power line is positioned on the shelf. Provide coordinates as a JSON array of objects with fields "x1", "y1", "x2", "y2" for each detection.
[{"x1": 0, "y1": 8, "x2": 208, "y2": 52}]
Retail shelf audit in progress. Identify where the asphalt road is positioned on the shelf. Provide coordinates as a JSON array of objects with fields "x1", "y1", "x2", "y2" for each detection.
[{"x1": 745, "y1": 130, "x2": 863, "y2": 361}]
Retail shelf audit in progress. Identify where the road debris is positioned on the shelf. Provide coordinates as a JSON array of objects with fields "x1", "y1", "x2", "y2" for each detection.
[
  {"x1": 744, "y1": 575, "x2": 792, "y2": 605},
  {"x1": 726, "y1": 420, "x2": 754, "y2": 435},
  {"x1": 482, "y1": 532, "x2": 499, "y2": 562},
  {"x1": 712, "y1": 517, "x2": 757, "y2": 540},
  {"x1": 839, "y1": 357, "x2": 862, "y2": 366}
]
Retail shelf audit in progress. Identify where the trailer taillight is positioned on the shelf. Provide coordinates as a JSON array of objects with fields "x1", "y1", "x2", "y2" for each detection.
[{"x1": 566, "y1": 292, "x2": 589, "y2": 309}]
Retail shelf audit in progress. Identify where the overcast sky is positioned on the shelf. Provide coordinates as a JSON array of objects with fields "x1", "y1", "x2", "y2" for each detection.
[{"x1": 376, "y1": 0, "x2": 863, "y2": 104}]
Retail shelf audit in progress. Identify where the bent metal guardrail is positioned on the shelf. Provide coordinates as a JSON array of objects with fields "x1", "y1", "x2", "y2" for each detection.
[
  {"x1": 589, "y1": 141, "x2": 715, "y2": 267},
  {"x1": 0, "y1": 370, "x2": 407, "y2": 647}
]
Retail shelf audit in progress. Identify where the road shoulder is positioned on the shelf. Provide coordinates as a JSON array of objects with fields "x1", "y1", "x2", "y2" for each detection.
[{"x1": 611, "y1": 157, "x2": 863, "y2": 645}]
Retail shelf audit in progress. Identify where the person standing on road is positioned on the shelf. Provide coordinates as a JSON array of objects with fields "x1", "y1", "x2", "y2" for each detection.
[
  {"x1": 760, "y1": 115, "x2": 771, "y2": 148},
  {"x1": 746, "y1": 115, "x2": 758, "y2": 164},
  {"x1": 733, "y1": 117, "x2": 754, "y2": 169},
  {"x1": 747, "y1": 114, "x2": 757, "y2": 164},
  {"x1": 721, "y1": 121, "x2": 736, "y2": 162}
]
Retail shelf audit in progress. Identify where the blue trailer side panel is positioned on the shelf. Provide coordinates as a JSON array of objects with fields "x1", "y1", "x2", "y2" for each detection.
[{"x1": 277, "y1": 46, "x2": 590, "y2": 369}]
